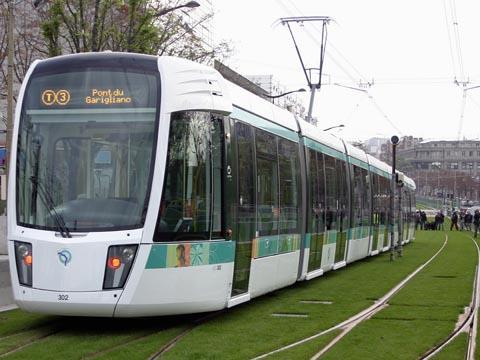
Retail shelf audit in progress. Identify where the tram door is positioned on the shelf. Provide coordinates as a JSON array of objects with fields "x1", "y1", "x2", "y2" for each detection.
[{"x1": 231, "y1": 121, "x2": 254, "y2": 296}]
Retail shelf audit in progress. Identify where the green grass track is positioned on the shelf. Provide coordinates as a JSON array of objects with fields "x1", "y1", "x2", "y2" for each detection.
[
  {"x1": 321, "y1": 229, "x2": 476, "y2": 359},
  {"x1": 164, "y1": 231, "x2": 447, "y2": 359},
  {"x1": 0, "y1": 229, "x2": 472, "y2": 359}
]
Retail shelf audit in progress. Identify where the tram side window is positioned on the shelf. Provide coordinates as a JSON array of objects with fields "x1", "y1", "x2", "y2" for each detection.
[
  {"x1": 335, "y1": 158, "x2": 349, "y2": 231},
  {"x1": 372, "y1": 174, "x2": 380, "y2": 226},
  {"x1": 308, "y1": 149, "x2": 326, "y2": 234},
  {"x1": 278, "y1": 139, "x2": 300, "y2": 234},
  {"x1": 256, "y1": 129, "x2": 279, "y2": 237},
  {"x1": 352, "y1": 165, "x2": 364, "y2": 229},
  {"x1": 154, "y1": 111, "x2": 224, "y2": 241},
  {"x1": 211, "y1": 117, "x2": 224, "y2": 233},
  {"x1": 362, "y1": 168, "x2": 371, "y2": 227},
  {"x1": 379, "y1": 176, "x2": 389, "y2": 225},
  {"x1": 235, "y1": 122, "x2": 255, "y2": 230},
  {"x1": 324, "y1": 155, "x2": 338, "y2": 231}
]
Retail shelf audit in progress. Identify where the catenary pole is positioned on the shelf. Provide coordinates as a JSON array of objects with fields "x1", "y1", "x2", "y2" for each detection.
[
  {"x1": 6, "y1": 0, "x2": 14, "y2": 189},
  {"x1": 390, "y1": 136, "x2": 399, "y2": 261}
]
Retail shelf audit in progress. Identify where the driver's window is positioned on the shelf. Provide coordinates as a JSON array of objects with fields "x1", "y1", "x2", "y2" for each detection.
[
  {"x1": 52, "y1": 138, "x2": 89, "y2": 204},
  {"x1": 91, "y1": 142, "x2": 114, "y2": 199}
]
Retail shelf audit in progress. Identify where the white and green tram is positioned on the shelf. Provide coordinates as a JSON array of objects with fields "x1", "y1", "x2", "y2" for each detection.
[{"x1": 8, "y1": 53, "x2": 416, "y2": 317}]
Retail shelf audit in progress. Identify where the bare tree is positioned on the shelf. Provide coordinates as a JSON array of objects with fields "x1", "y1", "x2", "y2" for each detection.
[
  {"x1": 0, "y1": 1, "x2": 47, "y2": 109},
  {"x1": 0, "y1": 0, "x2": 232, "y2": 119},
  {"x1": 40, "y1": 0, "x2": 232, "y2": 62}
]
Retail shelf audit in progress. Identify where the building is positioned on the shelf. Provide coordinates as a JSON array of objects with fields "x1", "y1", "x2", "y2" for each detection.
[
  {"x1": 380, "y1": 136, "x2": 422, "y2": 170},
  {"x1": 410, "y1": 139, "x2": 480, "y2": 174},
  {"x1": 400, "y1": 139, "x2": 480, "y2": 202},
  {"x1": 365, "y1": 137, "x2": 388, "y2": 158}
]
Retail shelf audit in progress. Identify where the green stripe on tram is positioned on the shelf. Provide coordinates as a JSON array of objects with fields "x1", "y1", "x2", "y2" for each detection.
[
  {"x1": 304, "y1": 137, "x2": 347, "y2": 161},
  {"x1": 145, "y1": 241, "x2": 235, "y2": 269},
  {"x1": 231, "y1": 106, "x2": 299, "y2": 143},
  {"x1": 252, "y1": 234, "x2": 301, "y2": 258},
  {"x1": 369, "y1": 165, "x2": 390, "y2": 178},
  {"x1": 348, "y1": 226, "x2": 370, "y2": 240},
  {"x1": 348, "y1": 156, "x2": 369, "y2": 170}
]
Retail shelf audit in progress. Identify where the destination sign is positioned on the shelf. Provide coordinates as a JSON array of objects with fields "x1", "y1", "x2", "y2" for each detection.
[
  {"x1": 27, "y1": 69, "x2": 158, "y2": 110},
  {"x1": 85, "y1": 88, "x2": 132, "y2": 105}
]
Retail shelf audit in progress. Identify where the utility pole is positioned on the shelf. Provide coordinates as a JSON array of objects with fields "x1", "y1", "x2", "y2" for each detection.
[
  {"x1": 390, "y1": 135, "x2": 399, "y2": 261},
  {"x1": 6, "y1": 0, "x2": 14, "y2": 185},
  {"x1": 396, "y1": 174, "x2": 403, "y2": 257}
]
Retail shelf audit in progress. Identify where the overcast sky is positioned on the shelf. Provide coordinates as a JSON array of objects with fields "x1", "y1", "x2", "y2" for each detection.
[{"x1": 212, "y1": 0, "x2": 480, "y2": 142}]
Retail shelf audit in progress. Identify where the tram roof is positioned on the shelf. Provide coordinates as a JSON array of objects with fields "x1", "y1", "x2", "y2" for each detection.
[
  {"x1": 225, "y1": 81, "x2": 299, "y2": 132},
  {"x1": 298, "y1": 120, "x2": 346, "y2": 154},
  {"x1": 366, "y1": 154, "x2": 391, "y2": 177}
]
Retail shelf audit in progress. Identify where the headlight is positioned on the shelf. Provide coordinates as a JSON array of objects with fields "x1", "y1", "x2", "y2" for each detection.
[
  {"x1": 14, "y1": 241, "x2": 32, "y2": 287},
  {"x1": 103, "y1": 245, "x2": 138, "y2": 289}
]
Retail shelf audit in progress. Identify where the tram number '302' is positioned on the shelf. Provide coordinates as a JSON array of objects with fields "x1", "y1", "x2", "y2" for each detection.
[{"x1": 57, "y1": 294, "x2": 69, "y2": 301}]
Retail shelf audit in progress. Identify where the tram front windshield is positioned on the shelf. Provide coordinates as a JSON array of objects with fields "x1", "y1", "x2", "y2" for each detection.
[{"x1": 16, "y1": 66, "x2": 159, "y2": 232}]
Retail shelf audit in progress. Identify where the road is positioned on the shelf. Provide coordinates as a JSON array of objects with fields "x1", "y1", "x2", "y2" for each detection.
[
  {"x1": 0, "y1": 255, "x2": 13, "y2": 307},
  {"x1": 0, "y1": 215, "x2": 13, "y2": 308}
]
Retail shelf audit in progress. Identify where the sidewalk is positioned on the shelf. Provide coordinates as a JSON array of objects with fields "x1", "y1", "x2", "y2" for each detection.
[{"x1": 0, "y1": 255, "x2": 13, "y2": 307}]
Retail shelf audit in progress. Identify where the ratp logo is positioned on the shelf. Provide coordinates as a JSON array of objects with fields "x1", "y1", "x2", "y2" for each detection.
[{"x1": 57, "y1": 249, "x2": 72, "y2": 266}]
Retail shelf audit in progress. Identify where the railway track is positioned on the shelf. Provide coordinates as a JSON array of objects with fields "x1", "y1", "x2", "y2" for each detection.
[
  {"x1": 148, "y1": 310, "x2": 226, "y2": 360},
  {"x1": 0, "y1": 327, "x2": 63, "y2": 358},
  {"x1": 419, "y1": 236, "x2": 480, "y2": 360},
  {"x1": 253, "y1": 235, "x2": 449, "y2": 360}
]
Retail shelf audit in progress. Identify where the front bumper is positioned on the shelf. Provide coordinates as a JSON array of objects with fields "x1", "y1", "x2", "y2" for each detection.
[{"x1": 14, "y1": 286, "x2": 122, "y2": 317}]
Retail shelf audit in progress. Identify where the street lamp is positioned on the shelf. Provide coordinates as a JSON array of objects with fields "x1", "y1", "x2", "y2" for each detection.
[
  {"x1": 323, "y1": 124, "x2": 345, "y2": 131},
  {"x1": 154, "y1": 1, "x2": 200, "y2": 17},
  {"x1": 390, "y1": 135, "x2": 399, "y2": 261},
  {"x1": 263, "y1": 88, "x2": 306, "y2": 99}
]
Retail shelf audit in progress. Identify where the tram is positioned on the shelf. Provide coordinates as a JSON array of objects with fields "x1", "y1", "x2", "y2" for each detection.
[{"x1": 8, "y1": 53, "x2": 415, "y2": 317}]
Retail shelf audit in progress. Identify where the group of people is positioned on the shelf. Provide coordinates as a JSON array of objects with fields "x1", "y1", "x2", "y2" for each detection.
[
  {"x1": 450, "y1": 209, "x2": 480, "y2": 237},
  {"x1": 413, "y1": 207, "x2": 480, "y2": 237},
  {"x1": 415, "y1": 210, "x2": 445, "y2": 231},
  {"x1": 415, "y1": 210, "x2": 429, "y2": 230}
]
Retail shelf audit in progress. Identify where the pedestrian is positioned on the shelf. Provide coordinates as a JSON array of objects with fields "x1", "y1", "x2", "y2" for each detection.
[
  {"x1": 459, "y1": 210, "x2": 466, "y2": 230},
  {"x1": 435, "y1": 212, "x2": 441, "y2": 230},
  {"x1": 474, "y1": 210, "x2": 480, "y2": 238},
  {"x1": 451, "y1": 211, "x2": 459, "y2": 231},
  {"x1": 465, "y1": 211, "x2": 473, "y2": 231},
  {"x1": 420, "y1": 211, "x2": 427, "y2": 230},
  {"x1": 415, "y1": 210, "x2": 421, "y2": 230},
  {"x1": 440, "y1": 211, "x2": 445, "y2": 230}
]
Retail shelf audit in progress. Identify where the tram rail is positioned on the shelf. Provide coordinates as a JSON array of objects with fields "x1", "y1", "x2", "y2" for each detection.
[
  {"x1": 148, "y1": 310, "x2": 226, "y2": 360},
  {"x1": 419, "y1": 236, "x2": 480, "y2": 360},
  {"x1": 252, "y1": 235, "x2": 449, "y2": 360}
]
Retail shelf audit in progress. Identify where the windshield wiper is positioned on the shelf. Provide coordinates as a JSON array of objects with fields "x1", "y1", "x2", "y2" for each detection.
[{"x1": 30, "y1": 176, "x2": 71, "y2": 238}]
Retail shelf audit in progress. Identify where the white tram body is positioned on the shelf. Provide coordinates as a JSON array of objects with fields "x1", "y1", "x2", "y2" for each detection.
[{"x1": 8, "y1": 53, "x2": 416, "y2": 317}]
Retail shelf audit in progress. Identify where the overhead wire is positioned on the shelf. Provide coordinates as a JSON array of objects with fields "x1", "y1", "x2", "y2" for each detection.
[
  {"x1": 466, "y1": 93, "x2": 480, "y2": 114},
  {"x1": 443, "y1": 0, "x2": 458, "y2": 80},
  {"x1": 277, "y1": 0, "x2": 404, "y2": 135},
  {"x1": 444, "y1": 0, "x2": 470, "y2": 140},
  {"x1": 450, "y1": 0, "x2": 466, "y2": 82}
]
